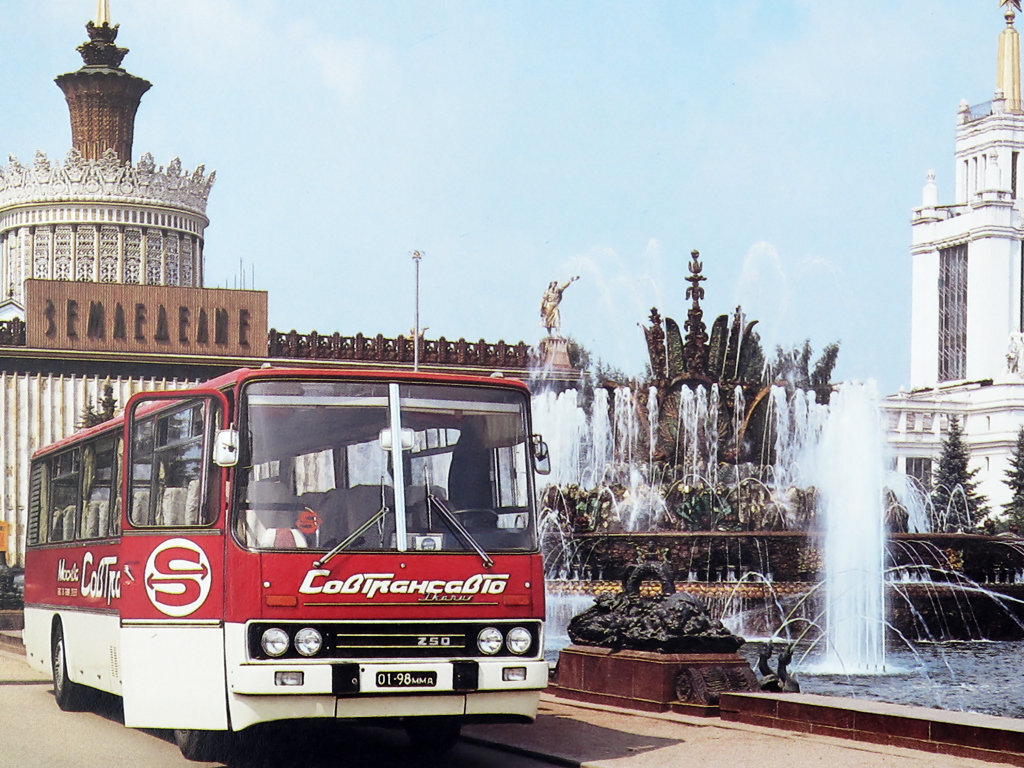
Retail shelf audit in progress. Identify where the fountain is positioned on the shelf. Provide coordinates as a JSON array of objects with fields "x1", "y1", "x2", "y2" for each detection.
[
  {"x1": 533, "y1": 250, "x2": 1024, "y2": 716},
  {"x1": 817, "y1": 382, "x2": 887, "y2": 673}
]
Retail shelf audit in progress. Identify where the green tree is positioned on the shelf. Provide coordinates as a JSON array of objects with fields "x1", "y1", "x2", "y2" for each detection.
[
  {"x1": 76, "y1": 383, "x2": 117, "y2": 429},
  {"x1": 1003, "y1": 426, "x2": 1024, "y2": 532},
  {"x1": 931, "y1": 416, "x2": 987, "y2": 531}
]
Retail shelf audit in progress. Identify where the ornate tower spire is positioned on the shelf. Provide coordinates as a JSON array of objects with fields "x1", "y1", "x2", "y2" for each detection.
[
  {"x1": 54, "y1": 3, "x2": 152, "y2": 162},
  {"x1": 682, "y1": 249, "x2": 710, "y2": 378},
  {"x1": 998, "y1": 0, "x2": 1022, "y2": 113}
]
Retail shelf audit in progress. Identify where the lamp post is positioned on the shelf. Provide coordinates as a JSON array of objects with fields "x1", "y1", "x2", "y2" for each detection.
[{"x1": 412, "y1": 250, "x2": 423, "y2": 371}]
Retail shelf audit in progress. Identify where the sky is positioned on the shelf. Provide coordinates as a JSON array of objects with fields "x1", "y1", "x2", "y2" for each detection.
[{"x1": 0, "y1": 1, "x2": 1004, "y2": 394}]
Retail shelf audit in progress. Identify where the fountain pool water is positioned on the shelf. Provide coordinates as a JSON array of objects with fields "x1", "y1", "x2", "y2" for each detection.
[{"x1": 740, "y1": 640, "x2": 1024, "y2": 719}]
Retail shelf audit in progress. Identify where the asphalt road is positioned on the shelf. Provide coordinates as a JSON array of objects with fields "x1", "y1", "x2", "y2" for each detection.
[{"x1": 0, "y1": 650, "x2": 559, "y2": 768}]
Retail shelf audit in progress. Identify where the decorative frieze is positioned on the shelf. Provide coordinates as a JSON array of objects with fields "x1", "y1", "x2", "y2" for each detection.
[
  {"x1": 32, "y1": 227, "x2": 51, "y2": 280},
  {"x1": 267, "y1": 329, "x2": 532, "y2": 369},
  {"x1": 165, "y1": 233, "x2": 179, "y2": 286},
  {"x1": 99, "y1": 225, "x2": 118, "y2": 282},
  {"x1": 0, "y1": 321, "x2": 533, "y2": 370},
  {"x1": 181, "y1": 237, "x2": 193, "y2": 287},
  {"x1": 0, "y1": 152, "x2": 210, "y2": 302},
  {"x1": 75, "y1": 224, "x2": 97, "y2": 281},
  {"x1": 6, "y1": 232, "x2": 21, "y2": 296},
  {"x1": 123, "y1": 227, "x2": 141, "y2": 284},
  {"x1": 0, "y1": 318, "x2": 25, "y2": 346},
  {"x1": 145, "y1": 228, "x2": 162, "y2": 284},
  {"x1": 0, "y1": 149, "x2": 214, "y2": 216},
  {"x1": 54, "y1": 226, "x2": 73, "y2": 281}
]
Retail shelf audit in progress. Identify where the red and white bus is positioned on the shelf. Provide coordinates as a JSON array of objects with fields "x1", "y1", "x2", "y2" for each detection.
[{"x1": 23, "y1": 366, "x2": 550, "y2": 760}]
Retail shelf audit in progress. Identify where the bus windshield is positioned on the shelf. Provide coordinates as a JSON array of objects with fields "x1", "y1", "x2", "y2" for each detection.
[{"x1": 236, "y1": 379, "x2": 536, "y2": 554}]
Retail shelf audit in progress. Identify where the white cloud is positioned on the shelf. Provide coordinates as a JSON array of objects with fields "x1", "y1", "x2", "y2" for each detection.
[
  {"x1": 288, "y1": 22, "x2": 395, "y2": 104},
  {"x1": 129, "y1": 0, "x2": 271, "y2": 67}
]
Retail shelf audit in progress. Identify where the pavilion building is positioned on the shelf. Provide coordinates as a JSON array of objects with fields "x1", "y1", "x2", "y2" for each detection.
[{"x1": 886, "y1": 3, "x2": 1024, "y2": 515}]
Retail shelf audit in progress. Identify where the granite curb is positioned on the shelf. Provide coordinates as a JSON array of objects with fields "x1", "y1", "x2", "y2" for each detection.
[{"x1": 0, "y1": 629, "x2": 24, "y2": 655}]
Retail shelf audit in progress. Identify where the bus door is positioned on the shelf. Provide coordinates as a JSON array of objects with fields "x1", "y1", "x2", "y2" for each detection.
[{"x1": 117, "y1": 390, "x2": 235, "y2": 729}]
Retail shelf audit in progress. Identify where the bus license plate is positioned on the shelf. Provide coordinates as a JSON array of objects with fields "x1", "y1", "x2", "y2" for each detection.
[{"x1": 375, "y1": 670, "x2": 437, "y2": 688}]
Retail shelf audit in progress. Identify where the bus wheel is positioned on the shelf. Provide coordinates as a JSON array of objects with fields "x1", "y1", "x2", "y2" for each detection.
[
  {"x1": 174, "y1": 729, "x2": 232, "y2": 762},
  {"x1": 51, "y1": 625, "x2": 90, "y2": 711},
  {"x1": 405, "y1": 716, "x2": 461, "y2": 756}
]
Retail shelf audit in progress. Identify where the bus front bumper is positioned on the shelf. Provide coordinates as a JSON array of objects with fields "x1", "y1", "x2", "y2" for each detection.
[{"x1": 227, "y1": 659, "x2": 548, "y2": 730}]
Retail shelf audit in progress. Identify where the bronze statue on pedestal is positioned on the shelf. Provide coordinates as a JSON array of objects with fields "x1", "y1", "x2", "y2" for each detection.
[{"x1": 540, "y1": 276, "x2": 579, "y2": 337}]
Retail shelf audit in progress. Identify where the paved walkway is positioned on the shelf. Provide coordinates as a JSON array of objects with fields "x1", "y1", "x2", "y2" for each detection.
[
  {"x1": 1, "y1": 641, "x2": 1016, "y2": 767},
  {"x1": 465, "y1": 694, "x2": 1020, "y2": 767}
]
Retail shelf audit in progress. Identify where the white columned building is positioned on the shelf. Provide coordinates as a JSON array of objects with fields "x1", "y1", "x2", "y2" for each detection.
[
  {"x1": 0, "y1": 3, "x2": 214, "y2": 319},
  {"x1": 887, "y1": 3, "x2": 1024, "y2": 515},
  {"x1": 0, "y1": 153, "x2": 213, "y2": 313}
]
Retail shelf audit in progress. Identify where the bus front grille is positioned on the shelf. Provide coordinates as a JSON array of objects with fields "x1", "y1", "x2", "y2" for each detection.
[{"x1": 247, "y1": 620, "x2": 541, "y2": 661}]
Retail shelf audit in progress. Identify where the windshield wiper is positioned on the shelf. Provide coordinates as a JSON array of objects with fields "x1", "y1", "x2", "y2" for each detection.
[
  {"x1": 313, "y1": 480, "x2": 390, "y2": 568},
  {"x1": 425, "y1": 488, "x2": 494, "y2": 569},
  {"x1": 313, "y1": 478, "x2": 495, "y2": 570}
]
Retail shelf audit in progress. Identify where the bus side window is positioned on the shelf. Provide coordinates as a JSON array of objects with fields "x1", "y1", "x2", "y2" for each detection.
[
  {"x1": 81, "y1": 437, "x2": 117, "y2": 539},
  {"x1": 130, "y1": 402, "x2": 210, "y2": 528},
  {"x1": 494, "y1": 443, "x2": 529, "y2": 508},
  {"x1": 50, "y1": 449, "x2": 81, "y2": 542},
  {"x1": 28, "y1": 461, "x2": 49, "y2": 545},
  {"x1": 112, "y1": 436, "x2": 123, "y2": 535},
  {"x1": 130, "y1": 419, "x2": 156, "y2": 525},
  {"x1": 156, "y1": 404, "x2": 205, "y2": 525}
]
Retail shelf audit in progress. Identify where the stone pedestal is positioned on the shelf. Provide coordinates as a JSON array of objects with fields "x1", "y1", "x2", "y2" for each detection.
[
  {"x1": 551, "y1": 644, "x2": 758, "y2": 716},
  {"x1": 539, "y1": 336, "x2": 573, "y2": 370}
]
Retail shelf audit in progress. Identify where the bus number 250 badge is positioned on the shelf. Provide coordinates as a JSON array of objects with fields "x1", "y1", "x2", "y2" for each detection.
[{"x1": 144, "y1": 538, "x2": 212, "y2": 617}]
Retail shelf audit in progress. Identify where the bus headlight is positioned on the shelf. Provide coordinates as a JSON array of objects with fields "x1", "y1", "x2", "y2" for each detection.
[
  {"x1": 261, "y1": 627, "x2": 290, "y2": 657},
  {"x1": 294, "y1": 627, "x2": 323, "y2": 657},
  {"x1": 477, "y1": 627, "x2": 503, "y2": 655},
  {"x1": 506, "y1": 626, "x2": 532, "y2": 655}
]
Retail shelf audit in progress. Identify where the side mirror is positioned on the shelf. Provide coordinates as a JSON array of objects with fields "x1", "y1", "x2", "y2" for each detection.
[
  {"x1": 531, "y1": 434, "x2": 551, "y2": 476},
  {"x1": 213, "y1": 428, "x2": 240, "y2": 467}
]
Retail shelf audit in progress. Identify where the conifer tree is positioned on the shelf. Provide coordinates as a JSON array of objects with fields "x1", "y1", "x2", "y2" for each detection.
[
  {"x1": 76, "y1": 383, "x2": 117, "y2": 429},
  {"x1": 1003, "y1": 426, "x2": 1024, "y2": 532},
  {"x1": 931, "y1": 416, "x2": 987, "y2": 531}
]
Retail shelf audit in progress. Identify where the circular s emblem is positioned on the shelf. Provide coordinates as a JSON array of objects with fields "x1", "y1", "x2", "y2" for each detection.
[{"x1": 144, "y1": 538, "x2": 212, "y2": 617}]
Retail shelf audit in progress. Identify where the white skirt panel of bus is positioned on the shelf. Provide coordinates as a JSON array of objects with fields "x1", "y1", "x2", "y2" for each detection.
[
  {"x1": 23, "y1": 608, "x2": 122, "y2": 696},
  {"x1": 120, "y1": 624, "x2": 229, "y2": 729}
]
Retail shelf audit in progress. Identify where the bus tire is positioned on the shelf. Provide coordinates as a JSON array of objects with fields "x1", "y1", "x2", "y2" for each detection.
[
  {"x1": 405, "y1": 716, "x2": 461, "y2": 756},
  {"x1": 174, "y1": 729, "x2": 232, "y2": 762},
  {"x1": 51, "y1": 624, "x2": 90, "y2": 712}
]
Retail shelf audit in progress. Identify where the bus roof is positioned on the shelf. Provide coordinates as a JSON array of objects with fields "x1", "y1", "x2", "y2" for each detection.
[
  {"x1": 30, "y1": 366, "x2": 531, "y2": 460},
  {"x1": 198, "y1": 365, "x2": 530, "y2": 392}
]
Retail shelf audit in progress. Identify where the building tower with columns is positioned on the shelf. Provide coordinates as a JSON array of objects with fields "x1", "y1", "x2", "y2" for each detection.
[
  {"x1": 887, "y1": 1, "x2": 1024, "y2": 516},
  {"x1": 0, "y1": 2, "x2": 214, "y2": 317}
]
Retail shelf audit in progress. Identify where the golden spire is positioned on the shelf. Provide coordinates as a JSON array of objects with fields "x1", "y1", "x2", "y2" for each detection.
[
  {"x1": 95, "y1": 0, "x2": 110, "y2": 26},
  {"x1": 999, "y1": 0, "x2": 1023, "y2": 113}
]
